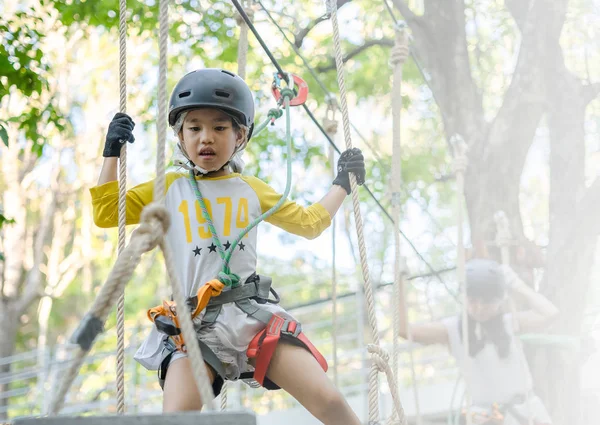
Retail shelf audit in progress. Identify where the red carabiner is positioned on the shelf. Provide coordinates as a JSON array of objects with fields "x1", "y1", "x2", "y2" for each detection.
[{"x1": 271, "y1": 73, "x2": 309, "y2": 107}]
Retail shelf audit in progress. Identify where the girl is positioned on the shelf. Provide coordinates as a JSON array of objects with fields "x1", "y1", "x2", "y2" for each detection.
[
  {"x1": 399, "y1": 258, "x2": 559, "y2": 425},
  {"x1": 91, "y1": 68, "x2": 364, "y2": 424}
]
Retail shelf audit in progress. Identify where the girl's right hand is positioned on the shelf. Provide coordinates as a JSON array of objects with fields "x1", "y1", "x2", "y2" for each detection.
[{"x1": 103, "y1": 112, "x2": 135, "y2": 157}]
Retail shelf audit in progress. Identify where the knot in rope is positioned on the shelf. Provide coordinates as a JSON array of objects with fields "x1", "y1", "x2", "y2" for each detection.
[
  {"x1": 268, "y1": 108, "x2": 284, "y2": 121},
  {"x1": 235, "y1": 5, "x2": 254, "y2": 26},
  {"x1": 323, "y1": 117, "x2": 338, "y2": 136},
  {"x1": 135, "y1": 203, "x2": 171, "y2": 251},
  {"x1": 217, "y1": 271, "x2": 241, "y2": 288},
  {"x1": 453, "y1": 154, "x2": 469, "y2": 174},
  {"x1": 367, "y1": 344, "x2": 390, "y2": 371},
  {"x1": 390, "y1": 41, "x2": 409, "y2": 67}
]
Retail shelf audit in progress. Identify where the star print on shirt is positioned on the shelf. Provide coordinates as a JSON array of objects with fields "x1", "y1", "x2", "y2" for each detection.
[
  {"x1": 223, "y1": 241, "x2": 231, "y2": 251},
  {"x1": 193, "y1": 246, "x2": 202, "y2": 256},
  {"x1": 238, "y1": 242, "x2": 245, "y2": 251},
  {"x1": 208, "y1": 243, "x2": 217, "y2": 253}
]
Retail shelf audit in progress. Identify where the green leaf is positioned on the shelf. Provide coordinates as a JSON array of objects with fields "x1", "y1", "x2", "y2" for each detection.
[
  {"x1": 0, "y1": 213, "x2": 16, "y2": 228},
  {"x1": 0, "y1": 122, "x2": 8, "y2": 147}
]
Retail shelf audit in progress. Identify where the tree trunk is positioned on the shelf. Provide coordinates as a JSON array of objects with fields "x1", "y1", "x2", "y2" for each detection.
[
  {"x1": 538, "y1": 42, "x2": 599, "y2": 425},
  {"x1": 0, "y1": 301, "x2": 20, "y2": 420},
  {"x1": 394, "y1": 2, "x2": 597, "y2": 424}
]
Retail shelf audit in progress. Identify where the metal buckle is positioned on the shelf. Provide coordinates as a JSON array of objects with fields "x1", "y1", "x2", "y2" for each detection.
[{"x1": 281, "y1": 319, "x2": 302, "y2": 338}]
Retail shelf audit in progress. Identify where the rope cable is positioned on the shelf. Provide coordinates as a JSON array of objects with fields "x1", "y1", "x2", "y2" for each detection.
[
  {"x1": 453, "y1": 137, "x2": 471, "y2": 425},
  {"x1": 116, "y1": 0, "x2": 128, "y2": 414},
  {"x1": 252, "y1": 0, "x2": 454, "y2": 295},
  {"x1": 326, "y1": 0, "x2": 406, "y2": 422},
  {"x1": 390, "y1": 27, "x2": 422, "y2": 425},
  {"x1": 49, "y1": 0, "x2": 217, "y2": 413}
]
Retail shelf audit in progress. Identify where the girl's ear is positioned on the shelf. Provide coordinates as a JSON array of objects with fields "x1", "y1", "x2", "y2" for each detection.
[{"x1": 235, "y1": 129, "x2": 245, "y2": 147}]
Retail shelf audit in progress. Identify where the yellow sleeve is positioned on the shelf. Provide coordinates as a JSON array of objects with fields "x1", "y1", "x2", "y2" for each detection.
[
  {"x1": 90, "y1": 179, "x2": 155, "y2": 228},
  {"x1": 241, "y1": 176, "x2": 331, "y2": 240}
]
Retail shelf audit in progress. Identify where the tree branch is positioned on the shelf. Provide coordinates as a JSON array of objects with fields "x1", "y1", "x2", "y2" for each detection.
[
  {"x1": 391, "y1": 0, "x2": 420, "y2": 25},
  {"x1": 294, "y1": 0, "x2": 353, "y2": 48},
  {"x1": 294, "y1": 15, "x2": 329, "y2": 48},
  {"x1": 17, "y1": 197, "x2": 55, "y2": 316},
  {"x1": 316, "y1": 38, "x2": 394, "y2": 73},
  {"x1": 584, "y1": 82, "x2": 600, "y2": 105}
]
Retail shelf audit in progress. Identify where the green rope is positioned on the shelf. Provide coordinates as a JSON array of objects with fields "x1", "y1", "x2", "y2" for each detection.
[
  {"x1": 252, "y1": 108, "x2": 284, "y2": 137},
  {"x1": 519, "y1": 333, "x2": 581, "y2": 350},
  {"x1": 187, "y1": 96, "x2": 293, "y2": 287}
]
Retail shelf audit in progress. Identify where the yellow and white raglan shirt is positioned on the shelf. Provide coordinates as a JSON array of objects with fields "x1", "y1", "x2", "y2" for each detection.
[{"x1": 91, "y1": 172, "x2": 331, "y2": 376}]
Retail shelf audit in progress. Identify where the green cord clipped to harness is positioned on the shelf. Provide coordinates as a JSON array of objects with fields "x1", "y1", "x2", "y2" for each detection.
[{"x1": 187, "y1": 90, "x2": 295, "y2": 288}]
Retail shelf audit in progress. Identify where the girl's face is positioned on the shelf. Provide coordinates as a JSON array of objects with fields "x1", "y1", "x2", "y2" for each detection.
[
  {"x1": 466, "y1": 296, "x2": 503, "y2": 322},
  {"x1": 179, "y1": 108, "x2": 244, "y2": 176}
]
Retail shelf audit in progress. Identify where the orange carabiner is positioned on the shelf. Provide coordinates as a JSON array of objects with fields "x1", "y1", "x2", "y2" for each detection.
[{"x1": 271, "y1": 73, "x2": 309, "y2": 107}]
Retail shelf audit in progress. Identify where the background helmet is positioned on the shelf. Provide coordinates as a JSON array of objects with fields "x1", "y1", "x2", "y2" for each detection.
[
  {"x1": 168, "y1": 68, "x2": 255, "y2": 139},
  {"x1": 465, "y1": 258, "x2": 506, "y2": 301}
]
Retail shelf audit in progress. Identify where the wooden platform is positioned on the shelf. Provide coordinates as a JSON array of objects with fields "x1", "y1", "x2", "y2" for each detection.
[{"x1": 13, "y1": 411, "x2": 256, "y2": 425}]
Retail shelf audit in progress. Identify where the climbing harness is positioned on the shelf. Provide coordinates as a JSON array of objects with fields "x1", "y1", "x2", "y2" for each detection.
[{"x1": 147, "y1": 71, "x2": 326, "y2": 392}]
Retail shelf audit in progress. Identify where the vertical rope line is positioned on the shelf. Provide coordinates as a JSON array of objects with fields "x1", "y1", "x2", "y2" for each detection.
[
  {"x1": 154, "y1": 0, "x2": 215, "y2": 408},
  {"x1": 453, "y1": 138, "x2": 471, "y2": 425},
  {"x1": 494, "y1": 211, "x2": 534, "y2": 425},
  {"x1": 116, "y1": 0, "x2": 128, "y2": 414},
  {"x1": 154, "y1": 0, "x2": 168, "y2": 202},
  {"x1": 236, "y1": 0, "x2": 252, "y2": 80},
  {"x1": 390, "y1": 27, "x2": 420, "y2": 425},
  {"x1": 324, "y1": 107, "x2": 339, "y2": 387},
  {"x1": 326, "y1": 0, "x2": 406, "y2": 421}
]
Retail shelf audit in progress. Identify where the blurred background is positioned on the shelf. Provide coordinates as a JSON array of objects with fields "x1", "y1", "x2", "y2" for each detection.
[{"x1": 0, "y1": 0, "x2": 598, "y2": 424}]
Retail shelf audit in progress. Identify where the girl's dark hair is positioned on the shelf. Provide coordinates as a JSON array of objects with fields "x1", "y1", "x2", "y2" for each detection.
[
  {"x1": 458, "y1": 313, "x2": 511, "y2": 358},
  {"x1": 459, "y1": 258, "x2": 511, "y2": 358}
]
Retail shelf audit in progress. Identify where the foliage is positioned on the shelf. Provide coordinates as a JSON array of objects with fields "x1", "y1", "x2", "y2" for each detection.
[{"x1": 0, "y1": 10, "x2": 67, "y2": 155}]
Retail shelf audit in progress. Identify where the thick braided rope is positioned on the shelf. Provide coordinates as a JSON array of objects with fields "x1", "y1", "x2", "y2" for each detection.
[
  {"x1": 160, "y1": 237, "x2": 216, "y2": 409},
  {"x1": 323, "y1": 109, "x2": 339, "y2": 387},
  {"x1": 116, "y1": 0, "x2": 128, "y2": 414},
  {"x1": 49, "y1": 205, "x2": 170, "y2": 414},
  {"x1": 389, "y1": 28, "x2": 420, "y2": 425},
  {"x1": 493, "y1": 211, "x2": 534, "y2": 425},
  {"x1": 452, "y1": 136, "x2": 471, "y2": 425},
  {"x1": 326, "y1": 0, "x2": 405, "y2": 421},
  {"x1": 220, "y1": 381, "x2": 228, "y2": 410},
  {"x1": 235, "y1": 1, "x2": 253, "y2": 80},
  {"x1": 154, "y1": 0, "x2": 216, "y2": 408},
  {"x1": 368, "y1": 345, "x2": 407, "y2": 425},
  {"x1": 154, "y1": 0, "x2": 168, "y2": 203}
]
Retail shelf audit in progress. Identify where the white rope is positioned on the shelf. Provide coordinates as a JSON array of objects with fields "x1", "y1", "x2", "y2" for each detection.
[
  {"x1": 220, "y1": 381, "x2": 228, "y2": 410},
  {"x1": 493, "y1": 211, "x2": 534, "y2": 425},
  {"x1": 389, "y1": 27, "x2": 420, "y2": 425},
  {"x1": 50, "y1": 0, "x2": 216, "y2": 413},
  {"x1": 155, "y1": 0, "x2": 215, "y2": 409},
  {"x1": 235, "y1": 1, "x2": 253, "y2": 80},
  {"x1": 368, "y1": 345, "x2": 407, "y2": 425},
  {"x1": 116, "y1": 0, "x2": 128, "y2": 414},
  {"x1": 49, "y1": 205, "x2": 171, "y2": 414},
  {"x1": 323, "y1": 100, "x2": 339, "y2": 387},
  {"x1": 452, "y1": 136, "x2": 471, "y2": 425},
  {"x1": 326, "y1": 0, "x2": 406, "y2": 422}
]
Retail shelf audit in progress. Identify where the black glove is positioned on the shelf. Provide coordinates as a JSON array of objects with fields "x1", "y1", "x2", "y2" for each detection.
[
  {"x1": 333, "y1": 148, "x2": 366, "y2": 194},
  {"x1": 103, "y1": 113, "x2": 135, "y2": 157}
]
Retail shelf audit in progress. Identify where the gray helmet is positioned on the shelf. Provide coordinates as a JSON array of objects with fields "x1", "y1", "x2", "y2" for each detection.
[
  {"x1": 465, "y1": 258, "x2": 506, "y2": 301},
  {"x1": 168, "y1": 68, "x2": 255, "y2": 139}
]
